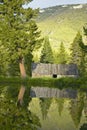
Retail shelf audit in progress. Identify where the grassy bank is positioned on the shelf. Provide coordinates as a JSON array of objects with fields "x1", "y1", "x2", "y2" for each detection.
[{"x1": 0, "y1": 76, "x2": 87, "y2": 89}]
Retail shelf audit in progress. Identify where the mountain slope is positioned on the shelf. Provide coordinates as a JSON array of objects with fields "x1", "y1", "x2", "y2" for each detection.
[{"x1": 37, "y1": 4, "x2": 87, "y2": 52}]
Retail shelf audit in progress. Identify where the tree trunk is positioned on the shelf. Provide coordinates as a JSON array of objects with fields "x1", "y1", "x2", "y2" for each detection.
[
  {"x1": 19, "y1": 58, "x2": 26, "y2": 78},
  {"x1": 17, "y1": 57, "x2": 26, "y2": 106}
]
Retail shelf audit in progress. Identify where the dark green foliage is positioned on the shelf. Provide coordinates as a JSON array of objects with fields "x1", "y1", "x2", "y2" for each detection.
[
  {"x1": 24, "y1": 53, "x2": 33, "y2": 77},
  {"x1": 7, "y1": 60, "x2": 20, "y2": 76},
  {"x1": 0, "y1": 44, "x2": 10, "y2": 76},
  {"x1": 79, "y1": 24, "x2": 87, "y2": 76},
  {"x1": 70, "y1": 32, "x2": 85, "y2": 75},
  {"x1": 0, "y1": 0, "x2": 42, "y2": 76},
  {"x1": 70, "y1": 32, "x2": 83, "y2": 64},
  {"x1": 57, "y1": 42, "x2": 68, "y2": 64},
  {"x1": 80, "y1": 123, "x2": 87, "y2": 130},
  {"x1": 40, "y1": 36, "x2": 54, "y2": 63},
  {"x1": 79, "y1": 24, "x2": 87, "y2": 53}
]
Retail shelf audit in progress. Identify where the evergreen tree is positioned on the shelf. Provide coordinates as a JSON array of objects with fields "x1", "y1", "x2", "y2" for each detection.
[
  {"x1": 70, "y1": 32, "x2": 85, "y2": 75},
  {"x1": 57, "y1": 42, "x2": 68, "y2": 64},
  {"x1": 0, "y1": 0, "x2": 42, "y2": 77},
  {"x1": 0, "y1": 0, "x2": 42, "y2": 105},
  {"x1": 79, "y1": 24, "x2": 87, "y2": 76},
  {"x1": 40, "y1": 36, "x2": 54, "y2": 63}
]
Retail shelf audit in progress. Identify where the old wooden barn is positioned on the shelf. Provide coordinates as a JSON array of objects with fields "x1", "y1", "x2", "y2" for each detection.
[{"x1": 32, "y1": 63, "x2": 78, "y2": 78}]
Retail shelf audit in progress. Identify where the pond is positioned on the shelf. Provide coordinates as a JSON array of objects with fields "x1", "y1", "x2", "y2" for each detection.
[{"x1": 0, "y1": 84, "x2": 87, "y2": 130}]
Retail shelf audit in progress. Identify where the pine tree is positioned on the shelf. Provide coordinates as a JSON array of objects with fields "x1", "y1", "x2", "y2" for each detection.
[
  {"x1": 70, "y1": 32, "x2": 85, "y2": 75},
  {"x1": 0, "y1": 0, "x2": 42, "y2": 76},
  {"x1": 0, "y1": 0, "x2": 42, "y2": 105},
  {"x1": 79, "y1": 25, "x2": 87, "y2": 76},
  {"x1": 57, "y1": 42, "x2": 68, "y2": 64},
  {"x1": 40, "y1": 36, "x2": 54, "y2": 63}
]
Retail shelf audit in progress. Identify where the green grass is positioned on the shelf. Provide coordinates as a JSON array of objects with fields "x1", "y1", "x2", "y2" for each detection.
[
  {"x1": 0, "y1": 76, "x2": 87, "y2": 90},
  {"x1": 0, "y1": 77, "x2": 22, "y2": 84}
]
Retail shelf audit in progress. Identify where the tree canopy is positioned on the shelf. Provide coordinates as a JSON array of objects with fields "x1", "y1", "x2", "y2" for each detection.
[
  {"x1": 0, "y1": 0, "x2": 43, "y2": 105},
  {"x1": 70, "y1": 32, "x2": 85, "y2": 75},
  {"x1": 0, "y1": 0, "x2": 42, "y2": 76},
  {"x1": 79, "y1": 24, "x2": 87, "y2": 53}
]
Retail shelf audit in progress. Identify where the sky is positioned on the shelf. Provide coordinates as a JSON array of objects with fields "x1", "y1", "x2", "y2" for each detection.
[{"x1": 27, "y1": 0, "x2": 87, "y2": 9}]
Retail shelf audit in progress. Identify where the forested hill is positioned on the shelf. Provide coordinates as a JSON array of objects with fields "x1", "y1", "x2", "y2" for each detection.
[{"x1": 37, "y1": 4, "x2": 87, "y2": 50}]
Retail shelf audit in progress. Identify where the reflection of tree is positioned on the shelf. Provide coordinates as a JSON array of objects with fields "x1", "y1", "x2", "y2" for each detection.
[
  {"x1": 80, "y1": 123, "x2": 87, "y2": 130},
  {"x1": 40, "y1": 98, "x2": 52, "y2": 120},
  {"x1": 0, "y1": 85, "x2": 41, "y2": 130},
  {"x1": 69, "y1": 92, "x2": 85, "y2": 128},
  {"x1": 55, "y1": 98, "x2": 64, "y2": 116}
]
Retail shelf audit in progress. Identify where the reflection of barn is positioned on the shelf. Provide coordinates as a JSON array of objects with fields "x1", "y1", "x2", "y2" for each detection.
[
  {"x1": 32, "y1": 63, "x2": 79, "y2": 78},
  {"x1": 30, "y1": 87, "x2": 77, "y2": 98}
]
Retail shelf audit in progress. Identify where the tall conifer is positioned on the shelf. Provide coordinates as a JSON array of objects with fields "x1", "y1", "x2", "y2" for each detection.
[
  {"x1": 40, "y1": 36, "x2": 54, "y2": 63},
  {"x1": 70, "y1": 32, "x2": 85, "y2": 75}
]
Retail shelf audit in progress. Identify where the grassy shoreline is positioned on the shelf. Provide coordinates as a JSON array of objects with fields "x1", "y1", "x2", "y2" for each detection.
[{"x1": 0, "y1": 76, "x2": 87, "y2": 89}]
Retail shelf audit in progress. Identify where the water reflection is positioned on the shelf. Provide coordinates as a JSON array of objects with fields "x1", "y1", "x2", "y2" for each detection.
[
  {"x1": 29, "y1": 87, "x2": 87, "y2": 130},
  {"x1": 30, "y1": 87, "x2": 77, "y2": 98},
  {"x1": 0, "y1": 84, "x2": 41, "y2": 130},
  {"x1": 0, "y1": 84, "x2": 87, "y2": 130},
  {"x1": 80, "y1": 123, "x2": 87, "y2": 130}
]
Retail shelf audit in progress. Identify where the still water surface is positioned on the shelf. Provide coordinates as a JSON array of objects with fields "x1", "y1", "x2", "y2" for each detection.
[
  {"x1": 0, "y1": 84, "x2": 87, "y2": 130},
  {"x1": 29, "y1": 87, "x2": 87, "y2": 130}
]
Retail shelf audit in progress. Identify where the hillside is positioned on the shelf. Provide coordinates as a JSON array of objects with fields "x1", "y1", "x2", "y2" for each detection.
[{"x1": 36, "y1": 4, "x2": 87, "y2": 52}]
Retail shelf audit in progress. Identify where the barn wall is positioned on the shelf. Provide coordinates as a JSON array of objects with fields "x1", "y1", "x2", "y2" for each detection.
[{"x1": 31, "y1": 63, "x2": 78, "y2": 77}]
